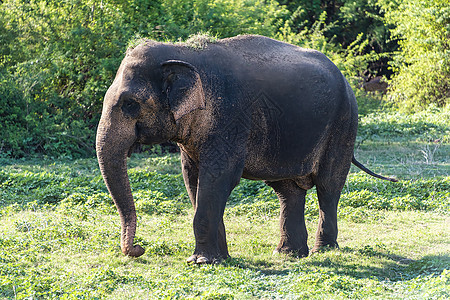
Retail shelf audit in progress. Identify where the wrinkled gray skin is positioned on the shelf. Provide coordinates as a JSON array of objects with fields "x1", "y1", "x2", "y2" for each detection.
[{"x1": 96, "y1": 35, "x2": 396, "y2": 264}]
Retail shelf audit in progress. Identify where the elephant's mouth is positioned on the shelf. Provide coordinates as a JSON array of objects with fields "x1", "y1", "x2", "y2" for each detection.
[{"x1": 127, "y1": 142, "x2": 141, "y2": 157}]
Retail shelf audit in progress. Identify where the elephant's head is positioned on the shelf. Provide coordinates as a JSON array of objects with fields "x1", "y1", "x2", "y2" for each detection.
[{"x1": 96, "y1": 44, "x2": 205, "y2": 257}]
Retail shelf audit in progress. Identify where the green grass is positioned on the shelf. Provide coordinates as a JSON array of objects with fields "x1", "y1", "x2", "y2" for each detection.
[{"x1": 0, "y1": 108, "x2": 449, "y2": 299}]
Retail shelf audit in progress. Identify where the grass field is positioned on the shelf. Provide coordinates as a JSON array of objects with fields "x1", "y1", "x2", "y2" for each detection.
[{"x1": 0, "y1": 107, "x2": 449, "y2": 299}]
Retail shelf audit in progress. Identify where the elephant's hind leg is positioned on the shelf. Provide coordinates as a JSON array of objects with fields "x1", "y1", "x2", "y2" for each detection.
[
  {"x1": 266, "y1": 179, "x2": 309, "y2": 257},
  {"x1": 311, "y1": 185, "x2": 341, "y2": 252},
  {"x1": 311, "y1": 157, "x2": 351, "y2": 252}
]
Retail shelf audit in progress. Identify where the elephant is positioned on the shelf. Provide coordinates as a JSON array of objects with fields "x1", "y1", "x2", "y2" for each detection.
[{"x1": 96, "y1": 35, "x2": 397, "y2": 264}]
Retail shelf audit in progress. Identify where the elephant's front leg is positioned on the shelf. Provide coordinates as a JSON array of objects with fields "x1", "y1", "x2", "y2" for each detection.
[
  {"x1": 187, "y1": 162, "x2": 242, "y2": 264},
  {"x1": 181, "y1": 150, "x2": 229, "y2": 262}
]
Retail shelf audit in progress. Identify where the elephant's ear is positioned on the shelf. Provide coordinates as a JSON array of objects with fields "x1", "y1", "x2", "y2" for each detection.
[{"x1": 161, "y1": 60, "x2": 206, "y2": 121}]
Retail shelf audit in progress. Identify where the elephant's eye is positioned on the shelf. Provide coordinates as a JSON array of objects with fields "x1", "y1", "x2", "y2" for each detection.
[{"x1": 122, "y1": 98, "x2": 140, "y2": 118}]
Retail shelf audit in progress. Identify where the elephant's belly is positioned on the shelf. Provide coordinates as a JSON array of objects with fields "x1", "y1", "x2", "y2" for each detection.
[
  {"x1": 242, "y1": 169, "x2": 315, "y2": 190},
  {"x1": 242, "y1": 127, "x2": 325, "y2": 183},
  {"x1": 242, "y1": 152, "x2": 316, "y2": 189}
]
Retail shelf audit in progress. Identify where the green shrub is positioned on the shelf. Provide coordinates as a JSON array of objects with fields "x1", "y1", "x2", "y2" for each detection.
[
  {"x1": 0, "y1": 73, "x2": 28, "y2": 157},
  {"x1": 344, "y1": 174, "x2": 449, "y2": 212},
  {"x1": 379, "y1": 0, "x2": 450, "y2": 110},
  {"x1": 134, "y1": 190, "x2": 189, "y2": 215},
  {"x1": 358, "y1": 106, "x2": 450, "y2": 142},
  {"x1": 161, "y1": 0, "x2": 289, "y2": 39},
  {"x1": 128, "y1": 170, "x2": 186, "y2": 198}
]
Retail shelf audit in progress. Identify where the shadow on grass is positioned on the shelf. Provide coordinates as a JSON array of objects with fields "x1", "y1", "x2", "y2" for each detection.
[{"x1": 221, "y1": 247, "x2": 449, "y2": 282}]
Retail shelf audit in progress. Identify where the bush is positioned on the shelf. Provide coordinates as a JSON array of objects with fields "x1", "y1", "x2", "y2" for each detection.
[
  {"x1": 0, "y1": 0, "x2": 130, "y2": 157},
  {"x1": 0, "y1": 73, "x2": 28, "y2": 156},
  {"x1": 379, "y1": 0, "x2": 450, "y2": 110},
  {"x1": 160, "y1": 0, "x2": 288, "y2": 39}
]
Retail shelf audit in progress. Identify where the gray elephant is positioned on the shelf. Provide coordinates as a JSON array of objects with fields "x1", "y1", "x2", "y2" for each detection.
[{"x1": 96, "y1": 35, "x2": 396, "y2": 264}]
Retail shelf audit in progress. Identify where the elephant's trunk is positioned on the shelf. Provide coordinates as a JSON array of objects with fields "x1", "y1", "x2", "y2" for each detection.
[{"x1": 96, "y1": 117, "x2": 145, "y2": 257}]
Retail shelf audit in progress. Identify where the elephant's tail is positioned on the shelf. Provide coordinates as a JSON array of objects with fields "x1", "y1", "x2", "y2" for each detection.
[{"x1": 352, "y1": 156, "x2": 398, "y2": 182}]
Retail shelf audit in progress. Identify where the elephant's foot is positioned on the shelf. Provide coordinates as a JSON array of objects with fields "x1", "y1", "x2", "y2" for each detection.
[
  {"x1": 120, "y1": 224, "x2": 145, "y2": 257},
  {"x1": 186, "y1": 252, "x2": 229, "y2": 264},
  {"x1": 274, "y1": 237, "x2": 309, "y2": 258},
  {"x1": 187, "y1": 254, "x2": 218, "y2": 264},
  {"x1": 122, "y1": 244, "x2": 145, "y2": 257},
  {"x1": 273, "y1": 245, "x2": 309, "y2": 258},
  {"x1": 311, "y1": 241, "x2": 339, "y2": 253}
]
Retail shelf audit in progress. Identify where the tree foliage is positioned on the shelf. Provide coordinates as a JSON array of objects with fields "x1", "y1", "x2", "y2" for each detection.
[
  {"x1": 379, "y1": 0, "x2": 450, "y2": 111},
  {"x1": 280, "y1": 0, "x2": 393, "y2": 51}
]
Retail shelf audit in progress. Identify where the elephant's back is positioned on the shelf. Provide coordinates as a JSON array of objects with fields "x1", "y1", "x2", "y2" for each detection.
[
  {"x1": 217, "y1": 35, "x2": 353, "y2": 133},
  {"x1": 218, "y1": 35, "x2": 333, "y2": 69},
  {"x1": 217, "y1": 35, "x2": 349, "y2": 108},
  {"x1": 219, "y1": 36, "x2": 357, "y2": 180}
]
